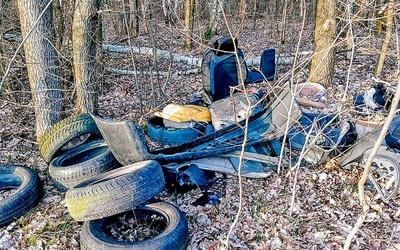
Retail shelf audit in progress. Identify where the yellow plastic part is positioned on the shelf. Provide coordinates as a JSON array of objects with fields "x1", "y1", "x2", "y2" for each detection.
[{"x1": 154, "y1": 104, "x2": 211, "y2": 122}]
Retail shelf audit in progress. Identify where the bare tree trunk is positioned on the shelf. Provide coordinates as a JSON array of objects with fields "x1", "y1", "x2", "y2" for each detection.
[
  {"x1": 0, "y1": 0, "x2": 11, "y2": 101},
  {"x1": 280, "y1": 0, "x2": 289, "y2": 44},
  {"x1": 238, "y1": 0, "x2": 246, "y2": 14},
  {"x1": 53, "y1": 0, "x2": 73, "y2": 48},
  {"x1": 376, "y1": 0, "x2": 387, "y2": 34},
  {"x1": 17, "y1": 0, "x2": 64, "y2": 138},
  {"x1": 123, "y1": 0, "x2": 138, "y2": 37},
  {"x1": 141, "y1": 0, "x2": 150, "y2": 34},
  {"x1": 184, "y1": 0, "x2": 195, "y2": 49},
  {"x1": 375, "y1": 0, "x2": 394, "y2": 77},
  {"x1": 345, "y1": 0, "x2": 354, "y2": 60},
  {"x1": 309, "y1": 0, "x2": 337, "y2": 87},
  {"x1": 162, "y1": 0, "x2": 173, "y2": 24},
  {"x1": 309, "y1": 0, "x2": 317, "y2": 22},
  {"x1": 208, "y1": 0, "x2": 224, "y2": 37},
  {"x1": 129, "y1": 0, "x2": 139, "y2": 36},
  {"x1": 73, "y1": 0, "x2": 100, "y2": 114},
  {"x1": 252, "y1": 0, "x2": 257, "y2": 29},
  {"x1": 123, "y1": 0, "x2": 130, "y2": 34},
  {"x1": 195, "y1": 0, "x2": 203, "y2": 43},
  {"x1": 0, "y1": 0, "x2": 5, "y2": 88},
  {"x1": 53, "y1": 0, "x2": 74, "y2": 99}
]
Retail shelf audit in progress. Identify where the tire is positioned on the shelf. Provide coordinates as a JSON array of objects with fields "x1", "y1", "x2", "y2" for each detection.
[
  {"x1": 65, "y1": 160, "x2": 165, "y2": 221},
  {"x1": 38, "y1": 114, "x2": 101, "y2": 163},
  {"x1": 0, "y1": 165, "x2": 42, "y2": 227},
  {"x1": 80, "y1": 201, "x2": 189, "y2": 250},
  {"x1": 49, "y1": 139, "x2": 121, "y2": 191}
]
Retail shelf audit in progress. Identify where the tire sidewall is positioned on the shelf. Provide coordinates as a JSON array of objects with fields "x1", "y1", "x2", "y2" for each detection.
[
  {"x1": 49, "y1": 139, "x2": 120, "y2": 190},
  {"x1": 80, "y1": 202, "x2": 189, "y2": 250},
  {"x1": 0, "y1": 165, "x2": 41, "y2": 227}
]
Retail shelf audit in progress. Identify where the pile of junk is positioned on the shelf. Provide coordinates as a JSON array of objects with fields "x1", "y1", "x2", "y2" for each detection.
[
  {"x1": 40, "y1": 36, "x2": 400, "y2": 216},
  {"x1": 2, "y1": 36, "x2": 400, "y2": 249},
  {"x1": 86, "y1": 36, "x2": 400, "y2": 204}
]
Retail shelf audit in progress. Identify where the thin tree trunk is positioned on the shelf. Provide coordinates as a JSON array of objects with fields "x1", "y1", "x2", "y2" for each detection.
[
  {"x1": 195, "y1": 0, "x2": 203, "y2": 44},
  {"x1": 96, "y1": 1, "x2": 104, "y2": 94},
  {"x1": 184, "y1": 0, "x2": 194, "y2": 49},
  {"x1": 73, "y1": 0, "x2": 100, "y2": 114},
  {"x1": 208, "y1": 0, "x2": 224, "y2": 37},
  {"x1": 128, "y1": 0, "x2": 139, "y2": 36},
  {"x1": 280, "y1": 0, "x2": 289, "y2": 44},
  {"x1": 141, "y1": 0, "x2": 150, "y2": 34},
  {"x1": 123, "y1": 0, "x2": 130, "y2": 35},
  {"x1": 0, "y1": 0, "x2": 6, "y2": 95},
  {"x1": 252, "y1": 0, "x2": 257, "y2": 29},
  {"x1": 346, "y1": 0, "x2": 354, "y2": 60},
  {"x1": 53, "y1": 0, "x2": 73, "y2": 100},
  {"x1": 309, "y1": 0, "x2": 337, "y2": 87},
  {"x1": 375, "y1": 0, "x2": 394, "y2": 77},
  {"x1": 376, "y1": 0, "x2": 387, "y2": 34},
  {"x1": 17, "y1": 0, "x2": 64, "y2": 138},
  {"x1": 162, "y1": 0, "x2": 173, "y2": 24}
]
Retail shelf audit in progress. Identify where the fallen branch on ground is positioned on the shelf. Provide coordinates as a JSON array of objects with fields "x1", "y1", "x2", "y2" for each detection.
[
  {"x1": 102, "y1": 44, "x2": 312, "y2": 67},
  {"x1": 105, "y1": 67, "x2": 200, "y2": 76}
]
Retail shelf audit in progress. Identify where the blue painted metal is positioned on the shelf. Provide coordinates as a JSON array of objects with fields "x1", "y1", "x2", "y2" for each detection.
[{"x1": 145, "y1": 116, "x2": 202, "y2": 146}]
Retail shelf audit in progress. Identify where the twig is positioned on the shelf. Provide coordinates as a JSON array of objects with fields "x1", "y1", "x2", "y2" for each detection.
[
  {"x1": 220, "y1": 2, "x2": 253, "y2": 248},
  {"x1": 277, "y1": 0, "x2": 307, "y2": 174}
]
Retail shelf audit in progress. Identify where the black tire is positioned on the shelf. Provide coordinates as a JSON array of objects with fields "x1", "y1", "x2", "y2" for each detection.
[
  {"x1": 49, "y1": 139, "x2": 121, "y2": 191},
  {"x1": 0, "y1": 165, "x2": 42, "y2": 227},
  {"x1": 65, "y1": 160, "x2": 165, "y2": 221},
  {"x1": 38, "y1": 114, "x2": 101, "y2": 163},
  {"x1": 80, "y1": 201, "x2": 189, "y2": 250}
]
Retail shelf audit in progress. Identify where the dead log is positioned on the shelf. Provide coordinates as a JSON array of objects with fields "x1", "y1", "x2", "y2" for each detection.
[
  {"x1": 102, "y1": 44, "x2": 203, "y2": 67},
  {"x1": 102, "y1": 44, "x2": 313, "y2": 67},
  {"x1": 105, "y1": 67, "x2": 200, "y2": 76}
]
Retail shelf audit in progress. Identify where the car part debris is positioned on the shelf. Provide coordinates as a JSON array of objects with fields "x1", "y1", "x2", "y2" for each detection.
[{"x1": 90, "y1": 82, "x2": 301, "y2": 170}]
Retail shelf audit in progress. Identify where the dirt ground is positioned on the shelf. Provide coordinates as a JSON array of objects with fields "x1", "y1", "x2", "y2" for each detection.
[{"x1": 1, "y1": 19, "x2": 400, "y2": 249}]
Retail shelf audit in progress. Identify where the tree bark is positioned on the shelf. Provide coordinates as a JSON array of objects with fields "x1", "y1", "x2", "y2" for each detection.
[
  {"x1": 141, "y1": 0, "x2": 150, "y2": 34},
  {"x1": 17, "y1": 0, "x2": 64, "y2": 138},
  {"x1": 129, "y1": 0, "x2": 139, "y2": 36},
  {"x1": 184, "y1": 0, "x2": 195, "y2": 49},
  {"x1": 376, "y1": 0, "x2": 387, "y2": 34},
  {"x1": 374, "y1": 0, "x2": 394, "y2": 78},
  {"x1": 309, "y1": 0, "x2": 337, "y2": 87},
  {"x1": 252, "y1": 0, "x2": 257, "y2": 29},
  {"x1": 0, "y1": 0, "x2": 5, "y2": 88},
  {"x1": 208, "y1": 0, "x2": 224, "y2": 37},
  {"x1": 73, "y1": 0, "x2": 100, "y2": 114},
  {"x1": 280, "y1": 0, "x2": 288, "y2": 44}
]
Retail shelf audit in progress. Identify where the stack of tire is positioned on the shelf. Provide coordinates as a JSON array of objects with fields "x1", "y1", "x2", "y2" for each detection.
[{"x1": 38, "y1": 114, "x2": 189, "y2": 250}]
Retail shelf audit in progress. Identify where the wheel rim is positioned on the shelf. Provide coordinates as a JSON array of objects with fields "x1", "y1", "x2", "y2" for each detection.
[{"x1": 365, "y1": 155, "x2": 400, "y2": 201}]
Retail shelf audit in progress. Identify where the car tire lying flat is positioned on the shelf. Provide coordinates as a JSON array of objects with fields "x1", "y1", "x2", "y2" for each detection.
[
  {"x1": 80, "y1": 201, "x2": 189, "y2": 250},
  {"x1": 65, "y1": 160, "x2": 165, "y2": 221},
  {"x1": 0, "y1": 165, "x2": 42, "y2": 227},
  {"x1": 49, "y1": 139, "x2": 121, "y2": 192},
  {"x1": 38, "y1": 114, "x2": 101, "y2": 163}
]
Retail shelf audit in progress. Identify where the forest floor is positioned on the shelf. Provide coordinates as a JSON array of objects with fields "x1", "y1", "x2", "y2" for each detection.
[{"x1": 1, "y1": 20, "x2": 400, "y2": 249}]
